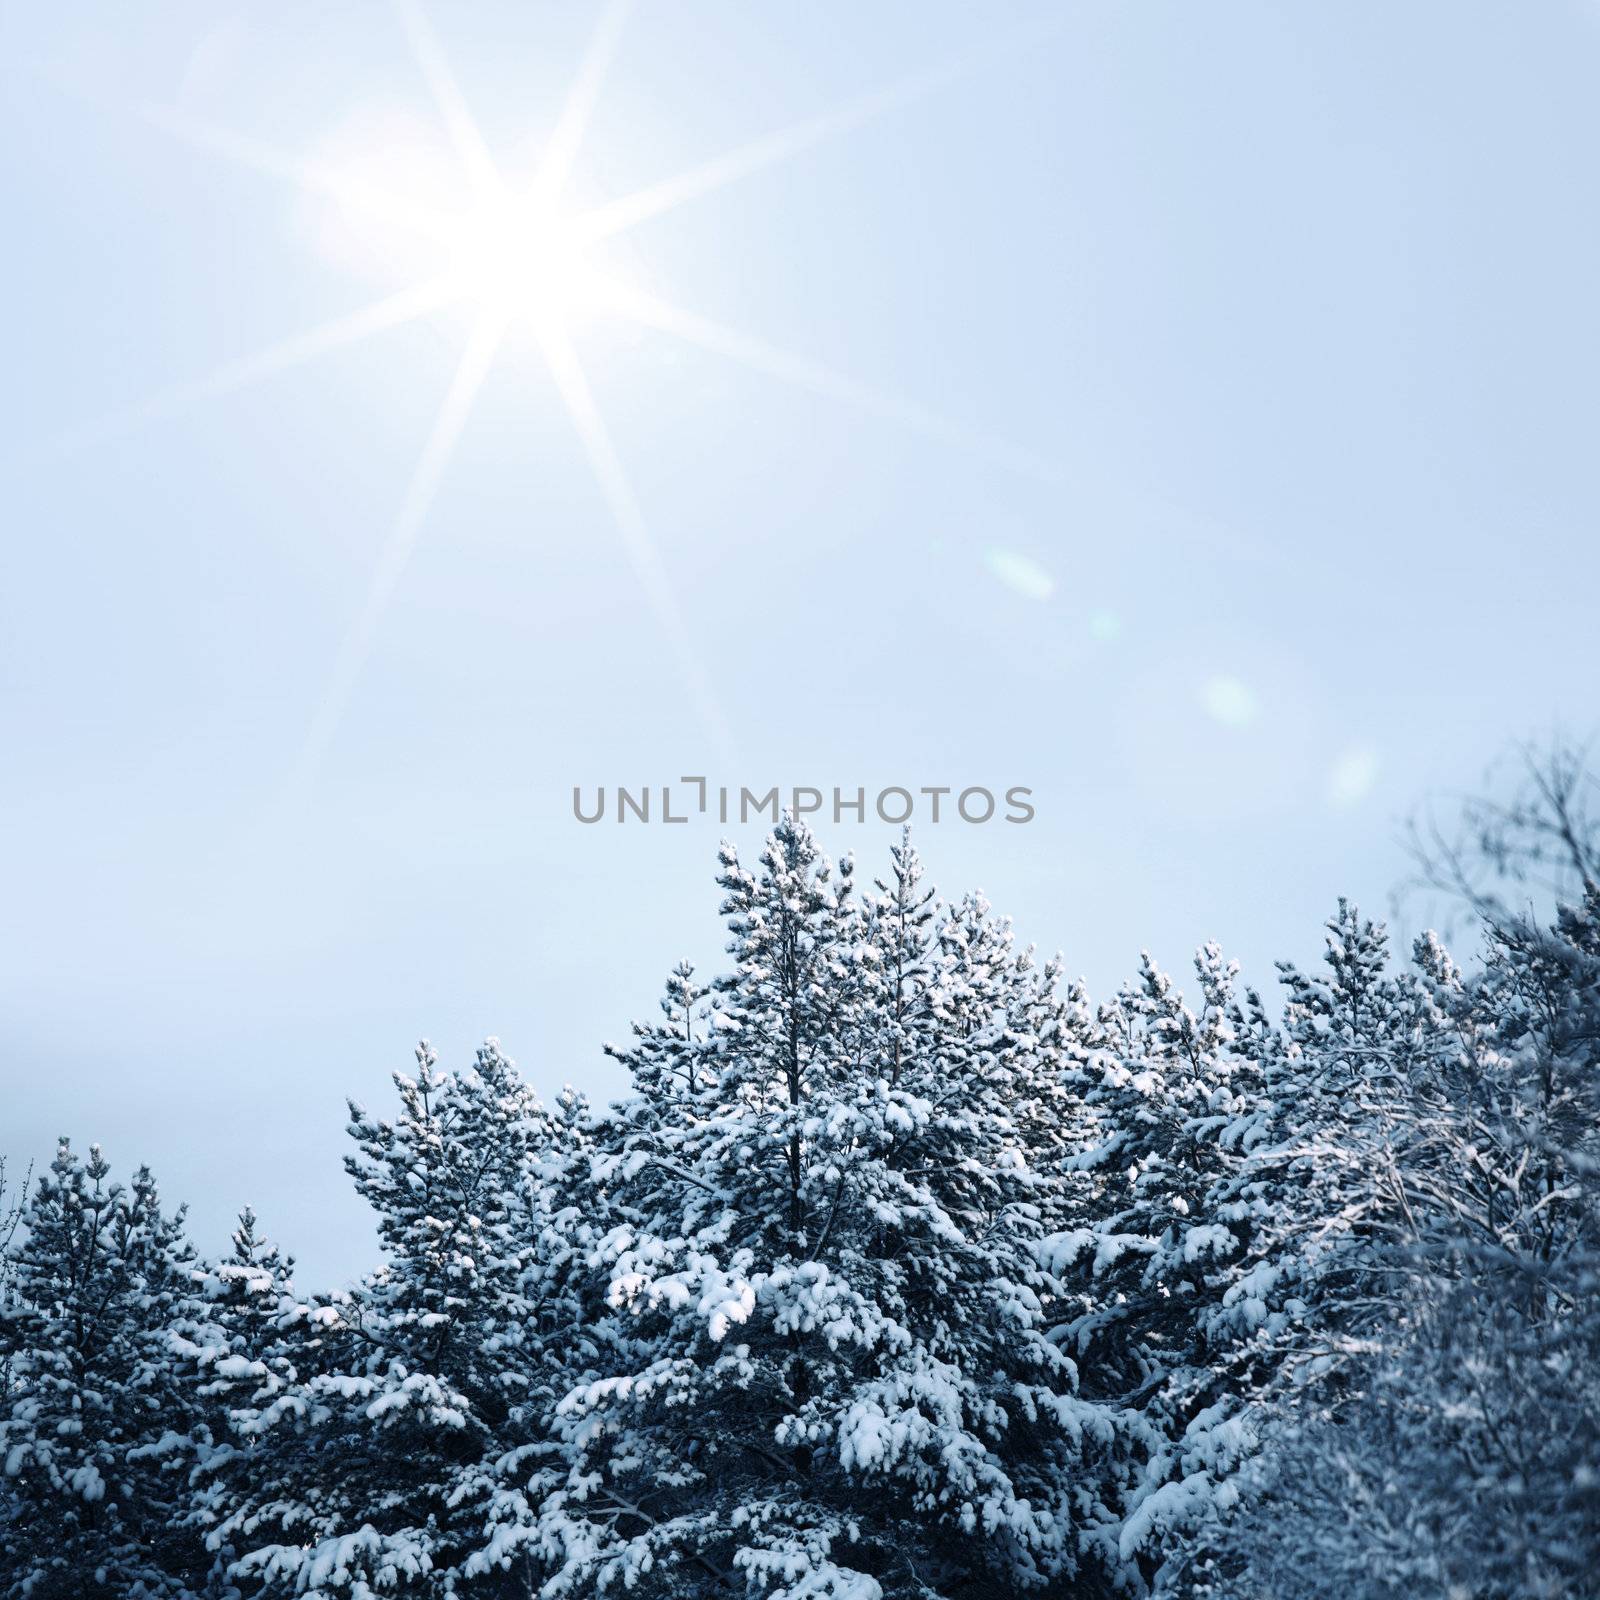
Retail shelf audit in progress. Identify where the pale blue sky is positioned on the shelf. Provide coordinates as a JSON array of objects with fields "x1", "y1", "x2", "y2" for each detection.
[{"x1": 3, "y1": 2, "x2": 1597, "y2": 1285}]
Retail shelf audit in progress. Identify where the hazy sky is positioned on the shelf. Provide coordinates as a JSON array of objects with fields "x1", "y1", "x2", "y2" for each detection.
[{"x1": 3, "y1": 2, "x2": 1597, "y2": 1286}]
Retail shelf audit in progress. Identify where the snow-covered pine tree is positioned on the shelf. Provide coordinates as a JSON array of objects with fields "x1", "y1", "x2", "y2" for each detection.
[
  {"x1": 1258, "y1": 902, "x2": 1439, "y2": 1356},
  {"x1": 835, "y1": 860, "x2": 1136, "y2": 1593},
  {"x1": 1206, "y1": 887, "x2": 1600, "y2": 1600},
  {"x1": 169, "y1": 1205, "x2": 300, "y2": 1589},
  {"x1": 207, "y1": 1040, "x2": 566, "y2": 1596},
  {"x1": 607, "y1": 959, "x2": 714, "y2": 1111},
  {"x1": 1037, "y1": 942, "x2": 1284, "y2": 1588},
  {"x1": 459, "y1": 1078, "x2": 600, "y2": 1591},
  {"x1": 0, "y1": 1158, "x2": 20, "y2": 1564},
  {"x1": 1396, "y1": 891, "x2": 1600, "y2": 1597},
  {"x1": 539, "y1": 819, "x2": 1135, "y2": 1599},
  {"x1": 1147, "y1": 907, "x2": 1457, "y2": 1597},
  {"x1": 0, "y1": 1141, "x2": 206, "y2": 1599}
]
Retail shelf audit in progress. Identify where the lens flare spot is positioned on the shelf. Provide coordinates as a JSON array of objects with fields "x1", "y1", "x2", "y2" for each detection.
[
  {"x1": 1329, "y1": 745, "x2": 1379, "y2": 807},
  {"x1": 1202, "y1": 675, "x2": 1257, "y2": 728},
  {"x1": 983, "y1": 548, "x2": 1055, "y2": 602}
]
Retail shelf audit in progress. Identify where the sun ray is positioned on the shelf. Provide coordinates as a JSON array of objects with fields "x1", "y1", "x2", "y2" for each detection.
[
  {"x1": 18, "y1": 278, "x2": 465, "y2": 467},
  {"x1": 536, "y1": 327, "x2": 734, "y2": 765},
  {"x1": 571, "y1": 59, "x2": 964, "y2": 245},
  {"x1": 601, "y1": 289, "x2": 1277, "y2": 563},
  {"x1": 569, "y1": 14, "x2": 1063, "y2": 246},
  {"x1": 533, "y1": 0, "x2": 632, "y2": 204},
  {"x1": 136, "y1": 101, "x2": 454, "y2": 241},
  {"x1": 604, "y1": 286, "x2": 1060, "y2": 482},
  {"x1": 395, "y1": 0, "x2": 502, "y2": 202},
  {"x1": 290, "y1": 310, "x2": 507, "y2": 793}
]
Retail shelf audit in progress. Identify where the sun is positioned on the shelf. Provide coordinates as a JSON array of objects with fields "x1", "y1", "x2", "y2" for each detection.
[{"x1": 451, "y1": 192, "x2": 597, "y2": 331}]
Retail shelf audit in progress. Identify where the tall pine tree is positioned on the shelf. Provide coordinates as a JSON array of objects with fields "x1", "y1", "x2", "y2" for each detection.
[
  {"x1": 538, "y1": 820, "x2": 1136, "y2": 1598},
  {"x1": 0, "y1": 1142, "x2": 205, "y2": 1599}
]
